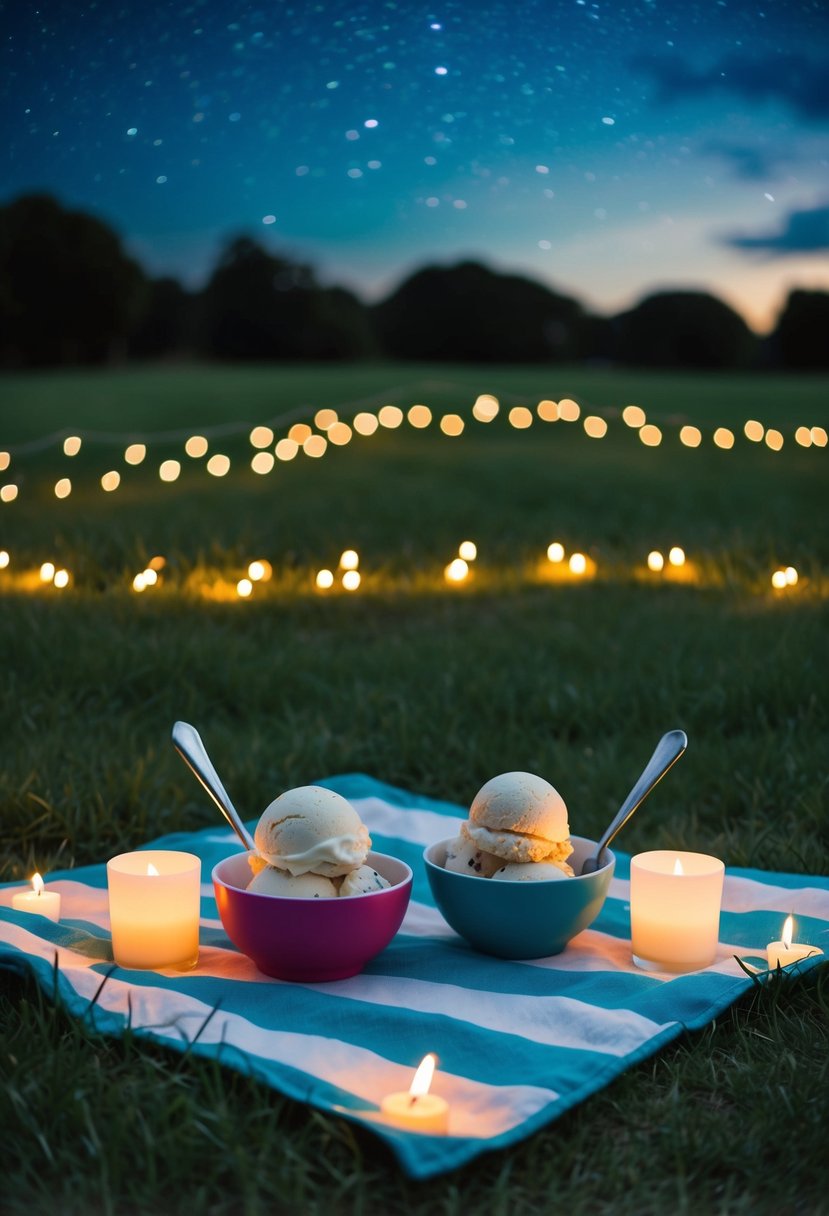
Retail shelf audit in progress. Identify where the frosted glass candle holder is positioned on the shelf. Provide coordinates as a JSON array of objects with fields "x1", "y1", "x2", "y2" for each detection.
[
  {"x1": 107, "y1": 850, "x2": 201, "y2": 970},
  {"x1": 630, "y1": 850, "x2": 724, "y2": 973}
]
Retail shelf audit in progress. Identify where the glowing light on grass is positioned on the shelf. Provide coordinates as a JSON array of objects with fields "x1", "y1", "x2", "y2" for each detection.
[
  {"x1": 248, "y1": 559, "x2": 272, "y2": 582},
  {"x1": 378, "y1": 405, "x2": 403, "y2": 429},
  {"x1": 288, "y1": 423, "x2": 312, "y2": 444},
  {"x1": 184, "y1": 436, "x2": 208, "y2": 458},
  {"x1": 445, "y1": 558, "x2": 469, "y2": 583},
  {"x1": 639, "y1": 424, "x2": 662, "y2": 447},
  {"x1": 472, "y1": 394, "x2": 499, "y2": 422},
  {"x1": 315, "y1": 568, "x2": 334, "y2": 589},
  {"x1": 771, "y1": 570, "x2": 787, "y2": 590},
  {"x1": 133, "y1": 573, "x2": 147, "y2": 592},
  {"x1": 547, "y1": 541, "x2": 565, "y2": 563},
  {"x1": 101, "y1": 471, "x2": 121, "y2": 491},
  {"x1": 249, "y1": 425, "x2": 274, "y2": 449},
  {"x1": 275, "y1": 438, "x2": 298, "y2": 461},
  {"x1": 744, "y1": 420, "x2": 764, "y2": 442},
  {"x1": 558, "y1": 399, "x2": 580, "y2": 422},
  {"x1": 53, "y1": 569, "x2": 69, "y2": 589},
  {"x1": 55, "y1": 478, "x2": 72, "y2": 498},
  {"x1": 569, "y1": 553, "x2": 587, "y2": 575},
  {"x1": 1, "y1": 485, "x2": 18, "y2": 503},
  {"x1": 785, "y1": 566, "x2": 798, "y2": 586},
  {"x1": 206, "y1": 454, "x2": 230, "y2": 476},
  {"x1": 508, "y1": 406, "x2": 533, "y2": 429},
  {"x1": 458, "y1": 540, "x2": 477, "y2": 561},
  {"x1": 440, "y1": 414, "x2": 464, "y2": 436},
  {"x1": 236, "y1": 578, "x2": 253, "y2": 598},
  {"x1": 622, "y1": 405, "x2": 646, "y2": 428},
  {"x1": 537, "y1": 399, "x2": 558, "y2": 422},
  {"x1": 765, "y1": 429, "x2": 783, "y2": 451},
  {"x1": 679, "y1": 425, "x2": 701, "y2": 448},
  {"x1": 40, "y1": 562, "x2": 55, "y2": 582},
  {"x1": 159, "y1": 460, "x2": 181, "y2": 482},
  {"x1": 142, "y1": 568, "x2": 158, "y2": 586},
  {"x1": 0, "y1": 452, "x2": 9, "y2": 472},
  {"x1": 303, "y1": 434, "x2": 327, "y2": 458},
  {"x1": 251, "y1": 451, "x2": 275, "y2": 474},
  {"x1": 647, "y1": 550, "x2": 664, "y2": 572},
  {"x1": 340, "y1": 549, "x2": 359, "y2": 570},
  {"x1": 584, "y1": 415, "x2": 607, "y2": 438},
  {"x1": 125, "y1": 443, "x2": 147, "y2": 465},
  {"x1": 353, "y1": 412, "x2": 379, "y2": 436},
  {"x1": 63, "y1": 436, "x2": 82, "y2": 456},
  {"x1": 713, "y1": 427, "x2": 735, "y2": 450},
  {"x1": 810, "y1": 426, "x2": 827, "y2": 447},
  {"x1": 342, "y1": 569, "x2": 361, "y2": 591},
  {"x1": 795, "y1": 426, "x2": 812, "y2": 447},
  {"x1": 408, "y1": 404, "x2": 432, "y2": 428},
  {"x1": 327, "y1": 422, "x2": 352, "y2": 445},
  {"x1": 0, "y1": 550, "x2": 8, "y2": 568},
  {"x1": 148, "y1": 555, "x2": 165, "y2": 571},
  {"x1": 669, "y1": 547, "x2": 686, "y2": 567},
  {"x1": 314, "y1": 408, "x2": 338, "y2": 431}
]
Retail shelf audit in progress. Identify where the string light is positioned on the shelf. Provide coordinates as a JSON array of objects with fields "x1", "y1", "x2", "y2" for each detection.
[
  {"x1": 647, "y1": 551, "x2": 664, "y2": 572},
  {"x1": 342, "y1": 569, "x2": 361, "y2": 591},
  {"x1": 55, "y1": 478, "x2": 72, "y2": 498},
  {"x1": 639, "y1": 424, "x2": 662, "y2": 447},
  {"x1": 458, "y1": 540, "x2": 477, "y2": 561},
  {"x1": 679, "y1": 425, "x2": 701, "y2": 448},
  {"x1": 1, "y1": 485, "x2": 18, "y2": 502},
  {"x1": 785, "y1": 566, "x2": 798, "y2": 585},
  {"x1": 353, "y1": 412, "x2": 379, "y2": 436},
  {"x1": 236, "y1": 578, "x2": 253, "y2": 598},
  {"x1": 248, "y1": 560, "x2": 272, "y2": 582},
  {"x1": 472, "y1": 394, "x2": 499, "y2": 422},
  {"x1": 508, "y1": 406, "x2": 533, "y2": 429},
  {"x1": 771, "y1": 570, "x2": 787, "y2": 590},
  {"x1": 249, "y1": 426, "x2": 274, "y2": 449},
  {"x1": 765, "y1": 429, "x2": 783, "y2": 451},
  {"x1": 408, "y1": 404, "x2": 432, "y2": 428},
  {"x1": 125, "y1": 442, "x2": 147, "y2": 465},
  {"x1": 440, "y1": 414, "x2": 464, "y2": 436},
  {"x1": 744, "y1": 420, "x2": 764, "y2": 442},
  {"x1": 569, "y1": 553, "x2": 587, "y2": 575},
  {"x1": 53, "y1": 569, "x2": 70, "y2": 589},
  {"x1": 288, "y1": 423, "x2": 312, "y2": 444},
  {"x1": 340, "y1": 549, "x2": 359, "y2": 570},
  {"x1": 795, "y1": 426, "x2": 812, "y2": 447},
  {"x1": 275, "y1": 438, "x2": 298, "y2": 461},
  {"x1": 142, "y1": 568, "x2": 158, "y2": 586},
  {"x1": 314, "y1": 408, "x2": 338, "y2": 431},
  {"x1": 206, "y1": 454, "x2": 230, "y2": 476},
  {"x1": 622, "y1": 405, "x2": 646, "y2": 428},
  {"x1": 584, "y1": 415, "x2": 607, "y2": 438},
  {"x1": 0, "y1": 550, "x2": 9, "y2": 569},
  {"x1": 537, "y1": 399, "x2": 558, "y2": 422},
  {"x1": 445, "y1": 558, "x2": 469, "y2": 583},
  {"x1": 159, "y1": 460, "x2": 181, "y2": 482},
  {"x1": 0, "y1": 452, "x2": 9, "y2": 472},
  {"x1": 668, "y1": 546, "x2": 686, "y2": 567},
  {"x1": 378, "y1": 405, "x2": 403, "y2": 429},
  {"x1": 133, "y1": 573, "x2": 147, "y2": 592},
  {"x1": 810, "y1": 426, "x2": 827, "y2": 448},
  {"x1": 327, "y1": 422, "x2": 352, "y2": 445},
  {"x1": 251, "y1": 451, "x2": 275, "y2": 474},
  {"x1": 303, "y1": 434, "x2": 327, "y2": 458},
  {"x1": 713, "y1": 428, "x2": 735, "y2": 450},
  {"x1": 63, "y1": 436, "x2": 82, "y2": 457},
  {"x1": 184, "y1": 436, "x2": 208, "y2": 458},
  {"x1": 101, "y1": 471, "x2": 121, "y2": 491},
  {"x1": 315, "y1": 568, "x2": 334, "y2": 589},
  {"x1": 558, "y1": 399, "x2": 580, "y2": 422},
  {"x1": 547, "y1": 542, "x2": 565, "y2": 563},
  {"x1": 40, "y1": 562, "x2": 55, "y2": 582}
]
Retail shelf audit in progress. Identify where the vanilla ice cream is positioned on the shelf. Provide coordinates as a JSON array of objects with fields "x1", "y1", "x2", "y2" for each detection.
[
  {"x1": 463, "y1": 771, "x2": 572, "y2": 867},
  {"x1": 444, "y1": 835, "x2": 502, "y2": 877},
  {"x1": 339, "y1": 865, "x2": 391, "y2": 897},
  {"x1": 491, "y1": 860, "x2": 573, "y2": 881},
  {"x1": 254, "y1": 785, "x2": 370, "y2": 878},
  {"x1": 247, "y1": 866, "x2": 338, "y2": 898}
]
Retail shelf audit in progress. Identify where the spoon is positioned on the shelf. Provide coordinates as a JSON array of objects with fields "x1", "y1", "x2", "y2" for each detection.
[
  {"x1": 580, "y1": 729, "x2": 688, "y2": 874},
  {"x1": 172, "y1": 720, "x2": 256, "y2": 852}
]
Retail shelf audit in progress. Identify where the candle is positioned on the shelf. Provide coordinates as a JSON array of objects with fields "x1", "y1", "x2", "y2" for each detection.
[
  {"x1": 381, "y1": 1054, "x2": 450, "y2": 1134},
  {"x1": 107, "y1": 851, "x2": 201, "y2": 970},
  {"x1": 767, "y1": 915, "x2": 823, "y2": 970},
  {"x1": 630, "y1": 850, "x2": 724, "y2": 972},
  {"x1": 12, "y1": 872, "x2": 61, "y2": 922}
]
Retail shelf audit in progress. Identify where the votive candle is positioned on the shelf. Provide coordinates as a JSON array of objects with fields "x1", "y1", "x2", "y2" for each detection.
[
  {"x1": 107, "y1": 851, "x2": 201, "y2": 970},
  {"x1": 12, "y1": 872, "x2": 61, "y2": 922},
  {"x1": 630, "y1": 850, "x2": 724, "y2": 972}
]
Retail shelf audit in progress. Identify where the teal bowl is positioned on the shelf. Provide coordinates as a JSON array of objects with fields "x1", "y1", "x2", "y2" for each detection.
[{"x1": 423, "y1": 835, "x2": 615, "y2": 959}]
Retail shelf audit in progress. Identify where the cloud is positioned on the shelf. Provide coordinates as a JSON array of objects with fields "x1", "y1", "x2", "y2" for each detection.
[
  {"x1": 701, "y1": 139, "x2": 780, "y2": 181},
  {"x1": 635, "y1": 52, "x2": 829, "y2": 120},
  {"x1": 724, "y1": 202, "x2": 829, "y2": 255}
]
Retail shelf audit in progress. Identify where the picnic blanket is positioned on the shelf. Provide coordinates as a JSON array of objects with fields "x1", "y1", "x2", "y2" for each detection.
[{"x1": 1, "y1": 774, "x2": 827, "y2": 1180}]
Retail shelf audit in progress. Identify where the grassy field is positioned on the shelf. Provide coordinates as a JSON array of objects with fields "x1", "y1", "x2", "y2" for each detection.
[{"x1": 1, "y1": 363, "x2": 828, "y2": 1215}]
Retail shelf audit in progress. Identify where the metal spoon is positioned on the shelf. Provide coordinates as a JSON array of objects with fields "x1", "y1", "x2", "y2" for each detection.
[
  {"x1": 580, "y1": 729, "x2": 688, "y2": 874},
  {"x1": 172, "y1": 720, "x2": 256, "y2": 852}
]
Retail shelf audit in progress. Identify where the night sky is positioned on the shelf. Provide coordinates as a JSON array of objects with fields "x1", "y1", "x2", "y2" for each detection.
[{"x1": 2, "y1": 0, "x2": 827, "y2": 331}]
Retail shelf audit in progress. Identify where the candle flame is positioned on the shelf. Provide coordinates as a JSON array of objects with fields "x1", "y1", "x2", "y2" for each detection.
[
  {"x1": 32, "y1": 872, "x2": 44, "y2": 895},
  {"x1": 782, "y1": 915, "x2": 793, "y2": 949},
  {"x1": 147, "y1": 862, "x2": 160, "y2": 877},
  {"x1": 673, "y1": 858, "x2": 684, "y2": 876},
  {"x1": 409, "y1": 1053, "x2": 436, "y2": 1099}
]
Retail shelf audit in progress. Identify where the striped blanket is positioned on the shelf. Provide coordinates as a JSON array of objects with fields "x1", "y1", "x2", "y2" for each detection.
[{"x1": 1, "y1": 774, "x2": 827, "y2": 1180}]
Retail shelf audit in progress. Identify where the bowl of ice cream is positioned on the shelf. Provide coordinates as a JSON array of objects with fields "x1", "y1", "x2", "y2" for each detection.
[
  {"x1": 212, "y1": 786, "x2": 412, "y2": 981},
  {"x1": 423, "y1": 772, "x2": 615, "y2": 959}
]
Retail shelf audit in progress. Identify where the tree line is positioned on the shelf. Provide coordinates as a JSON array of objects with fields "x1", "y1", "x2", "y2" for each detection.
[{"x1": 1, "y1": 193, "x2": 827, "y2": 370}]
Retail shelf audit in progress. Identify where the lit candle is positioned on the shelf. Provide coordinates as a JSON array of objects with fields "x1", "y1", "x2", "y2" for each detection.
[
  {"x1": 767, "y1": 915, "x2": 823, "y2": 970},
  {"x1": 107, "y1": 851, "x2": 201, "y2": 970},
  {"x1": 12, "y1": 872, "x2": 61, "y2": 922},
  {"x1": 381, "y1": 1054, "x2": 450, "y2": 1134},
  {"x1": 630, "y1": 851, "x2": 724, "y2": 972}
]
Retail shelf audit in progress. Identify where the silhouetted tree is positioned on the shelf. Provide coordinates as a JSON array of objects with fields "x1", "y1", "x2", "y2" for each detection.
[
  {"x1": 0, "y1": 194, "x2": 145, "y2": 367},
  {"x1": 373, "y1": 261, "x2": 585, "y2": 363},
  {"x1": 613, "y1": 291, "x2": 756, "y2": 369},
  {"x1": 772, "y1": 289, "x2": 829, "y2": 369},
  {"x1": 129, "y1": 277, "x2": 194, "y2": 358}
]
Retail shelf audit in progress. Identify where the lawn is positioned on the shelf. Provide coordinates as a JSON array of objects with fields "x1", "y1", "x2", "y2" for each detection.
[{"x1": 1, "y1": 363, "x2": 828, "y2": 1215}]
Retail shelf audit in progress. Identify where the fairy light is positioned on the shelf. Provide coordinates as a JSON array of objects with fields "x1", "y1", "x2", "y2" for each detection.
[
  {"x1": 159, "y1": 460, "x2": 181, "y2": 482},
  {"x1": 785, "y1": 566, "x2": 798, "y2": 586},
  {"x1": 795, "y1": 426, "x2": 812, "y2": 447},
  {"x1": 315, "y1": 568, "x2": 334, "y2": 589},
  {"x1": 771, "y1": 570, "x2": 787, "y2": 590},
  {"x1": 622, "y1": 405, "x2": 646, "y2": 428},
  {"x1": 251, "y1": 451, "x2": 275, "y2": 474},
  {"x1": 537, "y1": 399, "x2": 558, "y2": 422},
  {"x1": 53, "y1": 569, "x2": 69, "y2": 589},
  {"x1": 303, "y1": 434, "x2": 327, "y2": 458},
  {"x1": 439, "y1": 414, "x2": 464, "y2": 436},
  {"x1": 810, "y1": 426, "x2": 827, "y2": 448},
  {"x1": 142, "y1": 568, "x2": 158, "y2": 586},
  {"x1": 340, "y1": 549, "x2": 359, "y2": 571},
  {"x1": 547, "y1": 541, "x2": 565, "y2": 563},
  {"x1": 0, "y1": 452, "x2": 10, "y2": 472},
  {"x1": 133, "y1": 573, "x2": 147, "y2": 592},
  {"x1": 378, "y1": 405, "x2": 404, "y2": 429},
  {"x1": 249, "y1": 425, "x2": 274, "y2": 449},
  {"x1": 314, "y1": 408, "x2": 338, "y2": 431},
  {"x1": 508, "y1": 406, "x2": 533, "y2": 429},
  {"x1": 584, "y1": 415, "x2": 607, "y2": 438},
  {"x1": 40, "y1": 562, "x2": 55, "y2": 582},
  {"x1": 0, "y1": 550, "x2": 9, "y2": 568},
  {"x1": 125, "y1": 443, "x2": 147, "y2": 465},
  {"x1": 445, "y1": 558, "x2": 469, "y2": 583},
  {"x1": 679, "y1": 425, "x2": 701, "y2": 448},
  {"x1": 558, "y1": 399, "x2": 580, "y2": 422},
  {"x1": 342, "y1": 569, "x2": 361, "y2": 591},
  {"x1": 1, "y1": 485, "x2": 18, "y2": 503},
  {"x1": 639, "y1": 424, "x2": 662, "y2": 447},
  {"x1": 765, "y1": 429, "x2": 783, "y2": 451},
  {"x1": 236, "y1": 578, "x2": 253, "y2": 598},
  {"x1": 288, "y1": 423, "x2": 312, "y2": 444},
  {"x1": 184, "y1": 436, "x2": 208, "y2": 458},
  {"x1": 53, "y1": 477, "x2": 72, "y2": 499},
  {"x1": 569, "y1": 553, "x2": 587, "y2": 575},
  {"x1": 101, "y1": 471, "x2": 121, "y2": 492},
  {"x1": 327, "y1": 422, "x2": 353, "y2": 445},
  {"x1": 63, "y1": 436, "x2": 82, "y2": 457},
  {"x1": 669, "y1": 546, "x2": 686, "y2": 567},
  {"x1": 148, "y1": 555, "x2": 165, "y2": 571},
  {"x1": 458, "y1": 540, "x2": 477, "y2": 561},
  {"x1": 713, "y1": 428, "x2": 735, "y2": 450},
  {"x1": 248, "y1": 559, "x2": 272, "y2": 582},
  {"x1": 275, "y1": 438, "x2": 298, "y2": 461},
  {"x1": 472, "y1": 394, "x2": 499, "y2": 422},
  {"x1": 206, "y1": 454, "x2": 230, "y2": 476},
  {"x1": 744, "y1": 420, "x2": 764, "y2": 442},
  {"x1": 407, "y1": 404, "x2": 432, "y2": 428},
  {"x1": 647, "y1": 550, "x2": 664, "y2": 572},
  {"x1": 353, "y1": 412, "x2": 379, "y2": 436}
]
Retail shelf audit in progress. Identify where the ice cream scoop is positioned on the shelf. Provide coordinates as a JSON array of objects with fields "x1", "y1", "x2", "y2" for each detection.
[
  {"x1": 464, "y1": 771, "x2": 572, "y2": 865},
  {"x1": 247, "y1": 866, "x2": 338, "y2": 898},
  {"x1": 254, "y1": 785, "x2": 371, "y2": 877},
  {"x1": 339, "y1": 865, "x2": 392, "y2": 897},
  {"x1": 444, "y1": 835, "x2": 502, "y2": 877},
  {"x1": 491, "y1": 860, "x2": 572, "y2": 881}
]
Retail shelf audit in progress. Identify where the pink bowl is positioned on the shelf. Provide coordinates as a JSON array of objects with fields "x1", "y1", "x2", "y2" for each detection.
[{"x1": 212, "y1": 850, "x2": 412, "y2": 982}]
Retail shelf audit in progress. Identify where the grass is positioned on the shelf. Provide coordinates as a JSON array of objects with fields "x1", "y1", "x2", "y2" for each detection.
[{"x1": 1, "y1": 363, "x2": 828, "y2": 1214}]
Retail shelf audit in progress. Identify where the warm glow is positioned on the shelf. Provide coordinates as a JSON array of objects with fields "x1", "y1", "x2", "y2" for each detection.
[
  {"x1": 54, "y1": 478, "x2": 72, "y2": 499},
  {"x1": 378, "y1": 405, "x2": 404, "y2": 429},
  {"x1": 472, "y1": 394, "x2": 499, "y2": 422},
  {"x1": 0, "y1": 550, "x2": 9, "y2": 568},
  {"x1": 440, "y1": 413, "x2": 465, "y2": 436},
  {"x1": 569, "y1": 553, "x2": 587, "y2": 575},
  {"x1": 537, "y1": 399, "x2": 558, "y2": 422},
  {"x1": 811, "y1": 426, "x2": 827, "y2": 448},
  {"x1": 147, "y1": 863, "x2": 160, "y2": 877},
  {"x1": 206, "y1": 454, "x2": 230, "y2": 477},
  {"x1": 0, "y1": 452, "x2": 9, "y2": 472},
  {"x1": 327, "y1": 422, "x2": 353, "y2": 446},
  {"x1": 101, "y1": 470, "x2": 121, "y2": 492},
  {"x1": 743, "y1": 419, "x2": 764, "y2": 443},
  {"x1": 251, "y1": 451, "x2": 275, "y2": 474},
  {"x1": 639, "y1": 424, "x2": 662, "y2": 447},
  {"x1": 622, "y1": 405, "x2": 646, "y2": 428},
  {"x1": 647, "y1": 550, "x2": 664, "y2": 572},
  {"x1": 794, "y1": 426, "x2": 812, "y2": 448},
  {"x1": 342, "y1": 569, "x2": 361, "y2": 591},
  {"x1": 679, "y1": 425, "x2": 701, "y2": 448},
  {"x1": 458, "y1": 540, "x2": 477, "y2": 561},
  {"x1": 765, "y1": 429, "x2": 783, "y2": 451},
  {"x1": 557, "y1": 398, "x2": 580, "y2": 422},
  {"x1": 148, "y1": 555, "x2": 165, "y2": 571},
  {"x1": 445, "y1": 557, "x2": 469, "y2": 583},
  {"x1": 409, "y1": 1054, "x2": 436, "y2": 1099},
  {"x1": 303, "y1": 434, "x2": 327, "y2": 458},
  {"x1": 508, "y1": 406, "x2": 533, "y2": 429},
  {"x1": 133, "y1": 573, "x2": 147, "y2": 592},
  {"x1": 771, "y1": 569, "x2": 787, "y2": 589},
  {"x1": 53, "y1": 569, "x2": 69, "y2": 589},
  {"x1": 353, "y1": 412, "x2": 379, "y2": 436},
  {"x1": 184, "y1": 435, "x2": 208, "y2": 458},
  {"x1": 288, "y1": 423, "x2": 312, "y2": 444},
  {"x1": 673, "y1": 857, "x2": 684, "y2": 876},
  {"x1": 547, "y1": 541, "x2": 565, "y2": 563},
  {"x1": 407, "y1": 404, "x2": 432, "y2": 429},
  {"x1": 782, "y1": 915, "x2": 793, "y2": 950},
  {"x1": 236, "y1": 578, "x2": 253, "y2": 598},
  {"x1": 249, "y1": 425, "x2": 274, "y2": 449},
  {"x1": 1, "y1": 485, "x2": 18, "y2": 503},
  {"x1": 315, "y1": 568, "x2": 334, "y2": 589},
  {"x1": 40, "y1": 562, "x2": 55, "y2": 582},
  {"x1": 275, "y1": 438, "x2": 298, "y2": 461},
  {"x1": 669, "y1": 546, "x2": 686, "y2": 567},
  {"x1": 32, "y1": 873, "x2": 44, "y2": 895},
  {"x1": 63, "y1": 436, "x2": 82, "y2": 457},
  {"x1": 713, "y1": 427, "x2": 735, "y2": 450},
  {"x1": 159, "y1": 459, "x2": 181, "y2": 482},
  {"x1": 584, "y1": 415, "x2": 607, "y2": 438},
  {"x1": 785, "y1": 566, "x2": 798, "y2": 586},
  {"x1": 314, "y1": 408, "x2": 338, "y2": 431},
  {"x1": 340, "y1": 549, "x2": 360, "y2": 571},
  {"x1": 142, "y1": 568, "x2": 158, "y2": 586},
  {"x1": 248, "y1": 559, "x2": 272, "y2": 582}
]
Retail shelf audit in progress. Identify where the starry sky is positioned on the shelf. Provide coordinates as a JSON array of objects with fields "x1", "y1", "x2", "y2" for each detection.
[{"x1": 2, "y1": 0, "x2": 828, "y2": 332}]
